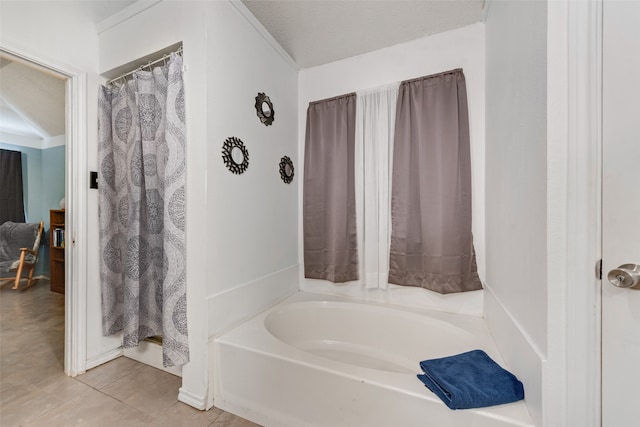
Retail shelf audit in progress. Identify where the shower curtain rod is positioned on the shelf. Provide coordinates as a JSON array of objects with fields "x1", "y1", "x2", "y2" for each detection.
[{"x1": 106, "y1": 46, "x2": 183, "y2": 85}]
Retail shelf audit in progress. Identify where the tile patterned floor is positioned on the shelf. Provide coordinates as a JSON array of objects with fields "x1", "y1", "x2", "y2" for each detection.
[{"x1": 0, "y1": 280, "x2": 260, "y2": 426}]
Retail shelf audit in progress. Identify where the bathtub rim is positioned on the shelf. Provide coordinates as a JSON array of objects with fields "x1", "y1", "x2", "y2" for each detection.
[
  {"x1": 213, "y1": 291, "x2": 534, "y2": 427},
  {"x1": 216, "y1": 290, "x2": 503, "y2": 377}
]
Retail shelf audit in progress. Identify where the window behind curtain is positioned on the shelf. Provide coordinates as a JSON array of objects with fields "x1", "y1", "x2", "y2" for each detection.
[{"x1": 0, "y1": 148, "x2": 25, "y2": 224}]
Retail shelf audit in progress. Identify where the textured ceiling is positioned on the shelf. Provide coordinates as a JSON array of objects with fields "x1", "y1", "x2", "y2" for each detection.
[
  {"x1": 0, "y1": 0, "x2": 485, "y2": 141},
  {"x1": 0, "y1": 60, "x2": 65, "y2": 138},
  {"x1": 68, "y1": 0, "x2": 137, "y2": 23},
  {"x1": 0, "y1": 97, "x2": 41, "y2": 138},
  {"x1": 82, "y1": 1, "x2": 484, "y2": 68},
  {"x1": 241, "y1": 0, "x2": 485, "y2": 68},
  {"x1": 0, "y1": 1, "x2": 135, "y2": 142}
]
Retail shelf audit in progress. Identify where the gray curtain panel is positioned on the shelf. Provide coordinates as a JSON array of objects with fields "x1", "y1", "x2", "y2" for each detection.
[
  {"x1": 98, "y1": 53, "x2": 189, "y2": 367},
  {"x1": 389, "y1": 69, "x2": 482, "y2": 294},
  {"x1": 0, "y1": 149, "x2": 25, "y2": 224},
  {"x1": 303, "y1": 93, "x2": 359, "y2": 282}
]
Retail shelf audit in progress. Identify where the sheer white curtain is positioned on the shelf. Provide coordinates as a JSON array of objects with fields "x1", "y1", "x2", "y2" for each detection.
[{"x1": 355, "y1": 83, "x2": 400, "y2": 289}]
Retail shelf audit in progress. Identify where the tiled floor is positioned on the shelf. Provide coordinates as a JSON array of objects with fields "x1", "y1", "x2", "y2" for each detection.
[{"x1": 0, "y1": 280, "x2": 260, "y2": 426}]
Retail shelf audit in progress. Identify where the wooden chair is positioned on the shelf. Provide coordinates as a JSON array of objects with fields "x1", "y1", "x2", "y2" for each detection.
[{"x1": 0, "y1": 221, "x2": 44, "y2": 290}]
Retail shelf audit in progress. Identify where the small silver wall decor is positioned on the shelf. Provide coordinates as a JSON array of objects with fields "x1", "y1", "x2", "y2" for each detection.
[
  {"x1": 222, "y1": 137, "x2": 249, "y2": 174},
  {"x1": 255, "y1": 92, "x2": 275, "y2": 126},
  {"x1": 279, "y1": 156, "x2": 294, "y2": 184}
]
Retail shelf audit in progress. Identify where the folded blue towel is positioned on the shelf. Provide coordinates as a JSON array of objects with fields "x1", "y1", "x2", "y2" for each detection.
[{"x1": 417, "y1": 349, "x2": 524, "y2": 410}]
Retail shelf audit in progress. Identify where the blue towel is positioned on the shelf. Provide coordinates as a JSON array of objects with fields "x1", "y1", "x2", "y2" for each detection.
[{"x1": 417, "y1": 349, "x2": 524, "y2": 410}]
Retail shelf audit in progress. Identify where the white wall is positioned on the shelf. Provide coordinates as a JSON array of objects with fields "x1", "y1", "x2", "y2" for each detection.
[
  {"x1": 205, "y1": 2, "x2": 299, "y2": 338},
  {"x1": 485, "y1": 1, "x2": 548, "y2": 425},
  {"x1": 2, "y1": 0, "x2": 298, "y2": 410},
  {"x1": 99, "y1": 0, "x2": 299, "y2": 409},
  {"x1": 297, "y1": 23, "x2": 486, "y2": 315},
  {"x1": 99, "y1": 0, "x2": 211, "y2": 409},
  {"x1": 41, "y1": 145, "x2": 66, "y2": 215}
]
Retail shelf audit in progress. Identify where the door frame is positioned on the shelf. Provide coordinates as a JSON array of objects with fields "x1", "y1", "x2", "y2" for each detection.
[
  {"x1": 0, "y1": 41, "x2": 88, "y2": 376},
  {"x1": 546, "y1": 0, "x2": 602, "y2": 426}
]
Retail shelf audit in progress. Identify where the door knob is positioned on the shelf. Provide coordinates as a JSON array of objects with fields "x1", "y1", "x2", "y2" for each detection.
[{"x1": 607, "y1": 264, "x2": 640, "y2": 288}]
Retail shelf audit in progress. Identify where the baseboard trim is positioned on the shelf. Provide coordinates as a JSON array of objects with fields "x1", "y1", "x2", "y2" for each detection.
[
  {"x1": 85, "y1": 348, "x2": 123, "y2": 371},
  {"x1": 207, "y1": 336, "x2": 216, "y2": 410},
  {"x1": 178, "y1": 386, "x2": 207, "y2": 410}
]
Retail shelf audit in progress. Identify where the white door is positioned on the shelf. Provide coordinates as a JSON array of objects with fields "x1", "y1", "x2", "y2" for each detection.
[{"x1": 602, "y1": 1, "x2": 640, "y2": 425}]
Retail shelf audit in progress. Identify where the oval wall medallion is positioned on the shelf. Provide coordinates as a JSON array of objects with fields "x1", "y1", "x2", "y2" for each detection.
[
  {"x1": 279, "y1": 156, "x2": 294, "y2": 184},
  {"x1": 255, "y1": 92, "x2": 275, "y2": 126}
]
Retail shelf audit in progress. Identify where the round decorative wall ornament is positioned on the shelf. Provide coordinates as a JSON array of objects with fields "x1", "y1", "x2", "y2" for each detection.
[
  {"x1": 279, "y1": 156, "x2": 294, "y2": 184},
  {"x1": 255, "y1": 92, "x2": 275, "y2": 126},
  {"x1": 222, "y1": 137, "x2": 249, "y2": 174}
]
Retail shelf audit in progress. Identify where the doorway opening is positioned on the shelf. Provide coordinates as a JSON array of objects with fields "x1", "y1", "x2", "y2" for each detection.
[{"x1": 0, "y1": 44, "x2": 87, "y2": 377}]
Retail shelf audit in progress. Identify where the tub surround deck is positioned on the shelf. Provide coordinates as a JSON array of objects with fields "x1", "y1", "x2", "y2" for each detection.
[
  {"x1": 301, "y1": 279, "x2": 484, "y2": 316},
  {"x1": 214, "y1": 292, "x2": 534, "y2": 427}
]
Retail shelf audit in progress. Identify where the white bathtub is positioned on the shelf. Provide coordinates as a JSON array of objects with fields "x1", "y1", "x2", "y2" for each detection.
[{"x1": 213, "y1": 292, "x2": 534, "y2": 427}]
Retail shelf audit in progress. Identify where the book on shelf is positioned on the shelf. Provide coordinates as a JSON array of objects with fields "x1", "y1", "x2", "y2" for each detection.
[{"x1": 53, "y1": 228, "x2": 65, "y2": 248}]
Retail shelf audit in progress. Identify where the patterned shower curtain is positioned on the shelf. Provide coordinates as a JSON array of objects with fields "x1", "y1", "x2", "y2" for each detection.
[{"x1": 97, "y1": 53, "x2": 188, "y2": 367}]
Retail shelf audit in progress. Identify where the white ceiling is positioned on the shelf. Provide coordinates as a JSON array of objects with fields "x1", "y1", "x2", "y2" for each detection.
[
  {"x1": 0, "y1": 1, "x2": 139, "y2": 146},
  {"x1": 0, "y1": 59, "x2": 66, "y2": 141},
  {"x1": 89, "y1": 0, "x2": 485, "y2": 69},
  {"x1": 0, "y1": 97, "x2": 39, "y2": 138},
  {"x1": 0, "y1": 0, "x2": 485, "y2": 144},
  {"x1": 241, "y1": 0, "x2": 485, "y2": 68},
  {"x1": 68, "y1": 0, "x2": 138, "y2": 23}
]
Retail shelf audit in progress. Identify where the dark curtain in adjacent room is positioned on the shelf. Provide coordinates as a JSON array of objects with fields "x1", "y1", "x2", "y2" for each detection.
[{"x1": 0, "y1": 149, "x2": 25, "y2": 224}]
